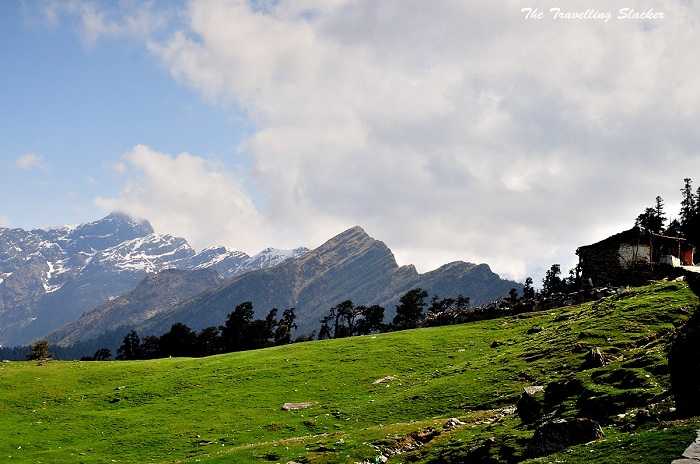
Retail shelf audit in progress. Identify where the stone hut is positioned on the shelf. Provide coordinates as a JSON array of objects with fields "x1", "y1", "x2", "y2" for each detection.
[{"x1": 577, "y1": 227, "x2": 694, "y2": 286}]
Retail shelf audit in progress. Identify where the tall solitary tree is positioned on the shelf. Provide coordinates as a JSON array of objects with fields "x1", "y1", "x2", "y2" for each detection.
[
  {"x1": 28, "y1": 340, "x2": 51, "y2": 361},
  {"x1": 542, "y1": 264, "x2": 563, "y2": 296},
  {"x1": 220, "y1": 302, "x2": 255, "y2": 352},
  {"x1": 655, "y1": 195, "x2": 667, "y2": 229},
  {"x1": 523, "y1": 277, "x2": 535, "y2": 299},
  {"x1": 680, "y1": 178, "x2": 696, "y2": 236},
  {"x1": 393, "y1": 288, "x2": 428, "y2": 330},
  {"x1": 274, "y1": 308, "x2": 298, "y2": 345}
]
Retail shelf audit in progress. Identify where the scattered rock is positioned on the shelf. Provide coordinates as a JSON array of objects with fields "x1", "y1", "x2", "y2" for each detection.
[
  {"x1": 379, "y1": 427, "x2": 441, "y2": 456},
  {"x1": 372, "y1": 376, "x2": 397, "y2": 385},
  {"x1": 517, "y1": 386, "x2": 545, "y2": 424},
  {"x1": 527, "y1": 326, "x2": 543, "y2": 334},
  {"x1": 583, "y1": 347, "x2": 607, "y2": 369},
  {"x1": 528, "y1": 418, "x2": 604, "y2": 457},
  {"x1": 544, "y1": 377, "x2": 584, "y2": 405},
  {"x1": 281, "y1": 402, "x2": 313, "y2": 411},
  {"x1": 571, "y1": 343, "x2": 588, "y2": 353},
  {"x1": 413, "y1": 428, "x2": 440, "y2": 443},
  {"x1": 443, "y1": 418, "x2": 466, "y2": 431},
  {"x1": 578, "y1": 389, "x2": 655, "y2": 420}
]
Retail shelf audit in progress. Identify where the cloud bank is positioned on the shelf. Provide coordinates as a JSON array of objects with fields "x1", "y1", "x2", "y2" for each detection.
[
  {"x1": 59, "y1": 0, "x2": 700, "y2": 280},
  {"x1": 96, "y1": 145, "x2": 265, "y2": 252}
]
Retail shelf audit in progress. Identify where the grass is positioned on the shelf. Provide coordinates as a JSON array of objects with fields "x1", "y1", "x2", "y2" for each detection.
[{"x1": 0, "y1": 281, "x2": 697, "y2": 463}]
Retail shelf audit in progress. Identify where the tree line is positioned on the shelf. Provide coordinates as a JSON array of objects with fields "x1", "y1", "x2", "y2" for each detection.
[
  {"x1": 109, "y1": 304, "x2": 298, "y2": 360},
  {"x1": 317, "y1": 289, "x2": 472, "y2": 338},
  {"x1": 19, "y1": 273, "x2": 580, "y2": 362},
  {"x1": 635, "y1": 177, "x2": 700, "y2": 246}
]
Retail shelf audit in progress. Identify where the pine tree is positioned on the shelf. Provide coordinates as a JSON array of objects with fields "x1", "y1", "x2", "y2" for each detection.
[
  {"x1": 274, "y1": 308, "x2": 297, "y2": 345},
  {"x1": 117, "y1": 331, "x2": 142, "y2": 360},
  {"x1": 220, "y1": 302, "x2": 254, "y2": 352},
  {"x1": 542, "y1": 264, "x2": 562, "y2": 296},
  {"x1": 523, "y1": 277, "x2": 535, "y2": 299},
  {"x1": 655, "y1": 196, "x2": 667, "y2": 231},
  {"x1": 392, "y1": 288, "x2": 428, "y2": 329},
  {"x1": 680, "y1": 178, "x2": 696, "y2": 236}
]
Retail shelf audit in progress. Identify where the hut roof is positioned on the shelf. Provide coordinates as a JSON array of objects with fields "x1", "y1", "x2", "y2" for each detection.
[{"x1": 577, "y1": 227, "x2": 689, "y2": 254}]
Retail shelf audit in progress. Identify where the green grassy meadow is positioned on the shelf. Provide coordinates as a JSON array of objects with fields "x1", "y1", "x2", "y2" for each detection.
[{"x1": 0, "y1": 281, "x2": 698, "y2": 463}]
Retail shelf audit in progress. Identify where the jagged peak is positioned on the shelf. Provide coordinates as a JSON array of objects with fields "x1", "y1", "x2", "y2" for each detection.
[
  {"x1": 319, "y1": 226, "x2": 373, "y2": 248},
  {"x1": 69, "y1": 211, "x2": 155, "y2": 238},
  {"x1": 101, "y1": 211, "x2": 154, "y2": 232}
]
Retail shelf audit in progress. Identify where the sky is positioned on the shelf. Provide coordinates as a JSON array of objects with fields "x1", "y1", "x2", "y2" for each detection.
[{"x1": 2, "y1": 0, "x2": 700, "y2": 283}]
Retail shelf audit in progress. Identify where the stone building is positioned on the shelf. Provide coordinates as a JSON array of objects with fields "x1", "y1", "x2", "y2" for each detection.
[{"x1": 576, "y1": 227, "x2": 695, "y2": 286}]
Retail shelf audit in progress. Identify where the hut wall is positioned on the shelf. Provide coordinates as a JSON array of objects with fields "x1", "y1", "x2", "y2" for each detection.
[{"x1": 618, "y1": 243, "x2": 651, "y2": 268}]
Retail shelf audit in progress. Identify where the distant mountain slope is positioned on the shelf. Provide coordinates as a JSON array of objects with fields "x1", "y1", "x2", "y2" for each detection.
[
  {"x1": 0, "y1": 213, "x2": 307, "y2": 346},
  {"x1": 136, "y1": 226, "x2": 521, "y2": 337},
  {"x1": 49, "y1": 269, "x2": 222, "y2": 347}
]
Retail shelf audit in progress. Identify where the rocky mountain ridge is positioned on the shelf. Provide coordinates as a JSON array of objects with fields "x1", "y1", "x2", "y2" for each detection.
[{"x1": 116, "y1": 225, "x2": 522, "y2": 340}]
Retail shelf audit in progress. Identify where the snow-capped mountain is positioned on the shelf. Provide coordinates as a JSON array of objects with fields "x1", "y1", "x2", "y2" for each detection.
[{"x1": 0, "y1": 213, "x2": 307, "y2": 346}]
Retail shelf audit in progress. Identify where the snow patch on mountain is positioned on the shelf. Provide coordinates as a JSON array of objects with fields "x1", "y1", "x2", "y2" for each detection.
[{"x1": 0, "y1": 212, "x2": 308, "y2": 345}]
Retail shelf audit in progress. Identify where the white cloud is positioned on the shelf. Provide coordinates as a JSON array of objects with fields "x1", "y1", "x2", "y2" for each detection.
[
  {"x1": 0, "y1": 216, "x2": 8, "y2": 228},
  {"x1": 41, "y1": 0, "x2": 168, "y2": 46},
  {"x1": 15, "y1": 153, "x2": 44, "y2": 171},
  {"x1": 112, "y1": 161, "x2": 127, "y2": 174},
  {"x1": 96, "y1": 145, "x2": 267, "y2": 252},
  {"x1": 65, "y1": 1, "x2": 700, "y2": 280}
]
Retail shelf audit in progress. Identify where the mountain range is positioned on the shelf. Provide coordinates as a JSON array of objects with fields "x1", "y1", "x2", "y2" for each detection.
[
  {"x1": 1, "y1": 213, "x2": 521, "y2": 349},
  {"x1": 50, "y1": 225, "x2": 522, "y2": 347},
  {"x1": 0, "y1": 213, "x2": 307, "y2": 346}
]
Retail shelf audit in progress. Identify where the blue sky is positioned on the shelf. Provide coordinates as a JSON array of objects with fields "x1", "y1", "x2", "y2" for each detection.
[
  {"x1": 1, "y1": 0, "x2": 699, "y2": 281},
  {"x1": 0, "y1": 1, "x2": 250, "y2": 229}
]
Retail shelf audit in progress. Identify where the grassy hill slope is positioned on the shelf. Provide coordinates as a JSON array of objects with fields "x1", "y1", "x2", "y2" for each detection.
[{"x1": 0, "y1": 281, "x2": 698, "y2": 463}]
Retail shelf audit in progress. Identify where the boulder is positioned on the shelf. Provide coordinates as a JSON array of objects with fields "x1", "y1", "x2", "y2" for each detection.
[
  {"x1": 373, "y1": 375, "x2": 397, "y2": 385},
  {"x1": 527, "y1": 326, "x2": 543, "y2": 334},
  {"x1": 528, "y1": 418, "x2": 604, "y2": 457},
  {"x1": 583, "y1": 347, "x2": 607, "y2": 369},
  {"x1": 282, "y1": 402, "x2": 313, "y2": 411},
  {"x1": 443, "y1": 418, "x2": 466, "y2": 431},
  {"x1": 544, "y1": 377, "x2": 583, "y2": 405},
  {"x1": 517, "y1": 386, "x2": 545, "y2": 424},
  {"x1": 670, "y1": 309, "x2": 700, "y2": 416}
]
